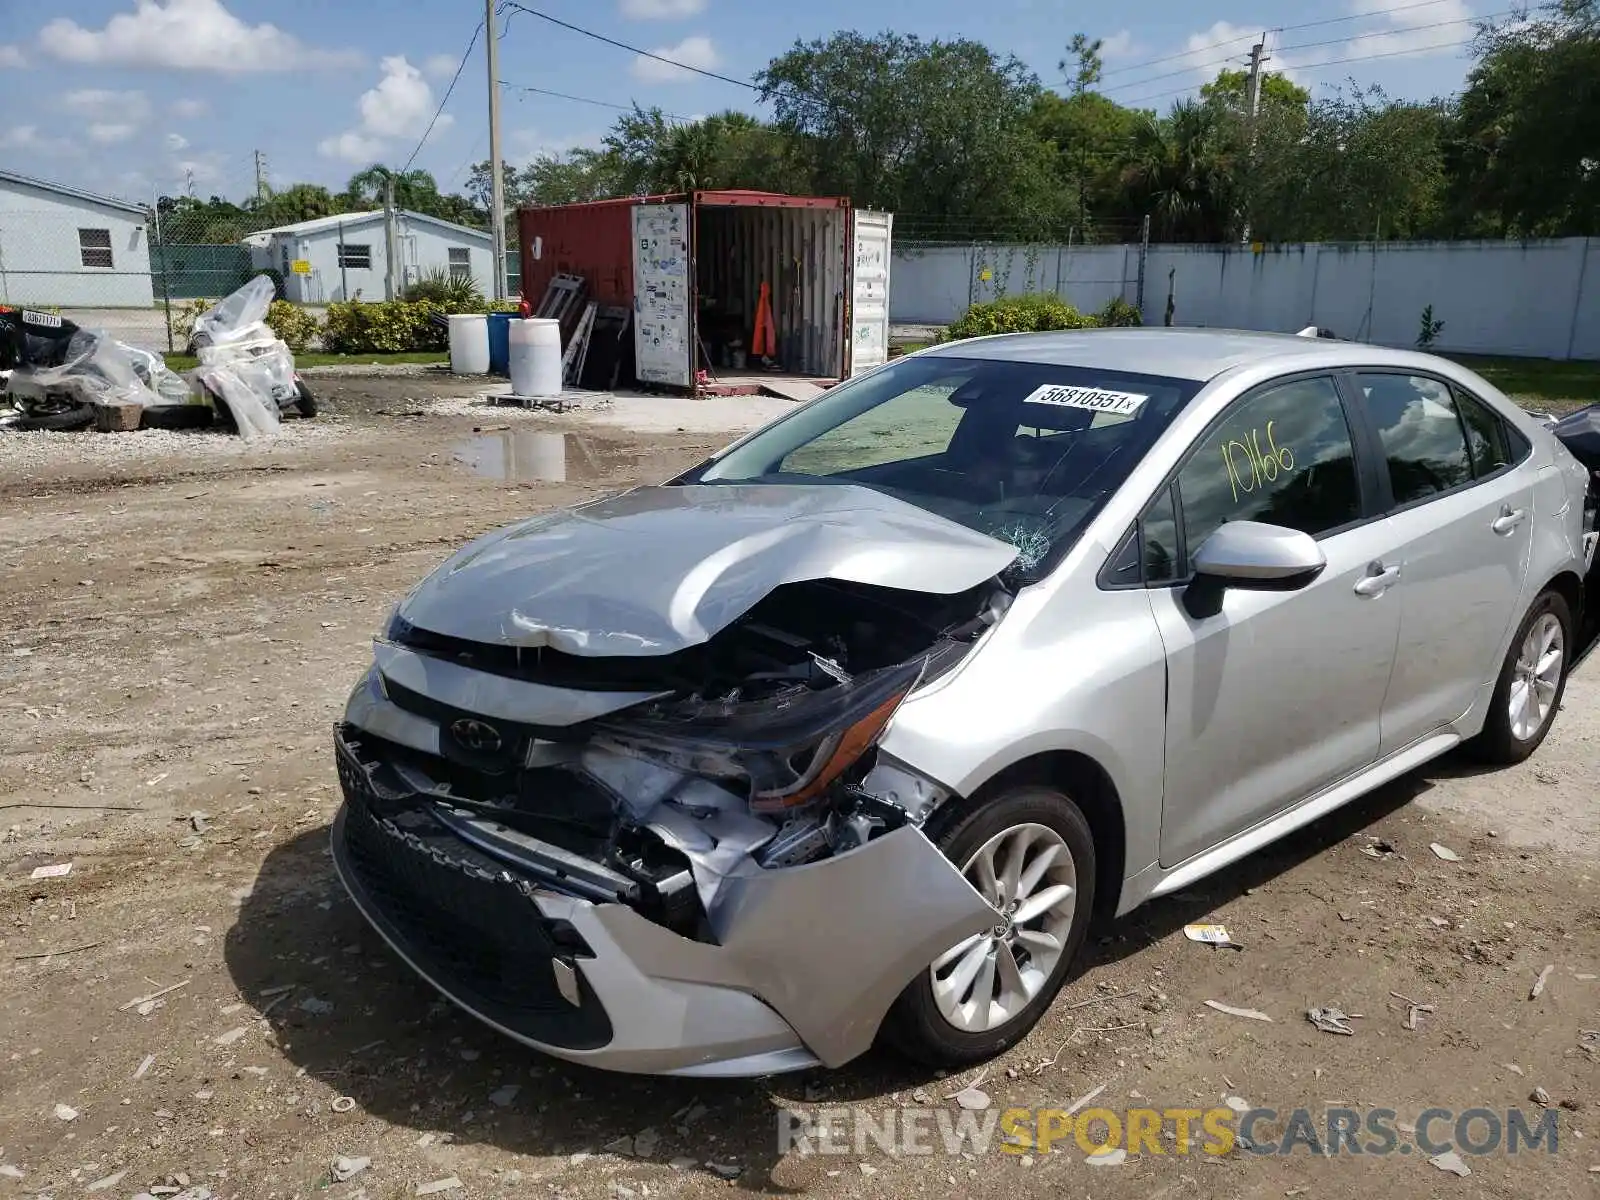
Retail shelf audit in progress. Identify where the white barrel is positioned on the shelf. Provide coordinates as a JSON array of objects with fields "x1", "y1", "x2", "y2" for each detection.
[
  {"x1": 448, "y1": 314, "x2": 490, "y2": 375},
  {"x1": 509, "y1": 317, "x2": 562, "y2": 397}
]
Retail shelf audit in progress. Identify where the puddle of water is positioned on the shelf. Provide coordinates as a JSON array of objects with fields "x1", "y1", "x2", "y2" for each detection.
[{"x1": 453, "y1": 430, "x2": 634, "y2": 483}]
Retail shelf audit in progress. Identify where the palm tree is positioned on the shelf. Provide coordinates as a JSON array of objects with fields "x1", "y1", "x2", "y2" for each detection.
[
  {"x1": 344, "y1": 165, "x2": 442, "y2": 211},
  {"x1": 1120, "y1": 101, "x2": 1239, "y2": 242}
]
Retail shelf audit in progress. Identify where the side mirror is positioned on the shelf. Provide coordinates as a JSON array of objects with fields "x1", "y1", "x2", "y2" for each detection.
[{"x1": 1183, "y1": 521, "x2": 1327, "y2": 618}]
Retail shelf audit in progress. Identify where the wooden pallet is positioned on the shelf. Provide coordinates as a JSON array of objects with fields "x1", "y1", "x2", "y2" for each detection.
[
  {"x1": 536, "y1": 273, "x2": 588, "y2": 342},
  {"x1": 562, "y1": 301, "x2": 598, "y2": 388}
]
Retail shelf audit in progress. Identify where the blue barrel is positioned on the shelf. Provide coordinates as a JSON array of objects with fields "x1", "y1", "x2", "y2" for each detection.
[{"x1": 486, "y1": 312, "x2": 513, "y2": 376}]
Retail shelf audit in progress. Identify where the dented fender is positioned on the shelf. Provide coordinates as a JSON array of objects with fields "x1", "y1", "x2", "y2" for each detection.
[{"x1": 574, "y1": 824, "x2": 999, "y2": 1068}]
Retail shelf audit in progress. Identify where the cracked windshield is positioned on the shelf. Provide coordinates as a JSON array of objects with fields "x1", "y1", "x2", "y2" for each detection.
[{"x1": 695, "y1": 355, "x2": 1201, "y2": 575}]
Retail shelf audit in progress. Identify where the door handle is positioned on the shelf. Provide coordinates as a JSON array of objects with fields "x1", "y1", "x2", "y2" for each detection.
[
  {"x1": 1492, "y1": 506, "x2": 1527, "y2": 535},
  {"x1": 1353, "y1": 563, "x2": 1401, "y2": 597}
]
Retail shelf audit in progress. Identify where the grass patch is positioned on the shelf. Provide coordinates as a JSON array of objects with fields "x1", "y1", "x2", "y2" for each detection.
[
  {"x1": 1446, "y1": 355, "x2": 1600, "y2": 413},
  {"x1": 162, "y1": 350, "x2": 448, "y2": 371}
]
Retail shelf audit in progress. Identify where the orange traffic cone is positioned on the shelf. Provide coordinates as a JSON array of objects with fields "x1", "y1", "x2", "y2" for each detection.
[{"x1": 751, "y1": 281, "x2": 777, "y2": 360}]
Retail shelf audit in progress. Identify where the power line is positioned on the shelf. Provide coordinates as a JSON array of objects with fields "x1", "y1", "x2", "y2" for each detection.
[
  {"x1": 1275, "y1": 9, "x2": 1513, "y2": 55},
  {"x1": 500, "y1": 2, "x2": 760, "y2": 91},
  {"x1": 499, "y1": 80, "x2": 695, "y2": 122},
  {"x1": 1102, "y1": 11, "x2": 1501, "y2": 97},
  {"x1": 1095, "y1": 0, "x2": 1477, "y2": 80},
  {"x1": 1116, "y1": 36, "x2": 1477, "y2": 107},
  {"x1": 402, "y1": 21, "x2": 483, "y2": 173}
]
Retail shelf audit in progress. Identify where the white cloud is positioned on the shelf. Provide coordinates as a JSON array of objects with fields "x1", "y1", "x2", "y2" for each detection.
[
  {"x1": 423, "y1": 52, "x2": 459, "y2": 79},
  {"x1": 171, "y1": 97, "x2": 207, "y2": 119},
  {"x1": 630, "y1": 34, "x2": 718, "y2": 83},
  {"x1": 1333, "y1": 0, "x2": 1477, "y2": 58},
  {"x1": 66, "y1": 89, "x2": 154, "y2": 123},
  {"x1": 39, "y1": 0, "x2": 359, "y2": 73},
  {"x1": 359, "y1": 56, "x2": 443, "y2": 137},
  {"x1": 88, "y1": 122, "x2": 139, "y2": 144},
  {"x1": 166, "y1": 132, "x2": 190, "y2": 151},
  {"x1": 1099, "y1": 30, "x2": 1138, "y2": 60},
  {"x1": 0, "y1": 124, "x2": 77, "y2": 155},
  {"x1": 319, "y1": 55, "x2": 452, "y2": 164},
  {"x1": 0, "y1": 43, "x2": 26, "y2": 68},
  {"x1": 620, "y1": 0, "x2": 708, "y2": 17}
]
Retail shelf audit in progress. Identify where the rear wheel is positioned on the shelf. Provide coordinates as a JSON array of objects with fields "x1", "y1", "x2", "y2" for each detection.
[
  {"x1": 1468, "y1": 589, "x2": 1573, "y2": 765},
  {"x1": 881, "y1": 785, "x2": 1095, "y2": 1068}
]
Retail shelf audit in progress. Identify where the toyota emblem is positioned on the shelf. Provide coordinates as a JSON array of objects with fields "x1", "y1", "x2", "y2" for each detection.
[{"x1": 451, "y1": 718, "x2": 503, "y2": 753}]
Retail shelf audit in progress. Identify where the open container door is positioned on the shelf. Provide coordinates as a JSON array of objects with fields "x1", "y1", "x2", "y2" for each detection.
[
  {"x1": 631, "y1": 201, "x2": 693, "y2": 388},
  {"x1": 847, "y1": 209, "x2": 893, "y2": 376}
]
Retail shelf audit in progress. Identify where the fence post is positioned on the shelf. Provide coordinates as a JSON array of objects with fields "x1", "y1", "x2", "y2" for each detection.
[
  {"x1": 1135, "y1": 214, "x2": 1151, "y2": 316},
  {"x1": 1566, "y1": 237, "x2": 1592, "y2": 362},
  {"x1": 152, "y1": 190, "x2": 174, "y2": 354}
]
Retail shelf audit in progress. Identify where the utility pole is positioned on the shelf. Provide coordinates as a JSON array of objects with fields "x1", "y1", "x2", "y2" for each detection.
[
  {"x1": 1242, "y1": 35, "x2": 1269, "y2": 246},
  {"x1": 1136, "y1": 212, "x2": 1150, "y2": 317},
  {"x1": 383, "y1": 175, "x2": 399, "y2": 301},
  {"x1": 253, "y1": 150, "x2": 268, "y2": 205},
  {"x1": 486, "y1": 0, "x2": 508, "y2": 301}
]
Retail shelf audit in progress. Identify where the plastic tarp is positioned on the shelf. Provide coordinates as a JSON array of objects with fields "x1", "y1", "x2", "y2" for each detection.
[
  {"x1": 189, "y1": 277, "x2": 298, "y2": 439},
  {"x1": 8, "y1": 329, "x2": 162, "y2": 409},
  {"x1": 191, "y1": 276, "x2": 275, "y2": 348}
]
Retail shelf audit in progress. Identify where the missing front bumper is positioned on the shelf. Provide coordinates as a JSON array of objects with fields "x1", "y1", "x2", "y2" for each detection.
[{"x1": 331, "y1": 732, "x2": 997, "y2": 1074}]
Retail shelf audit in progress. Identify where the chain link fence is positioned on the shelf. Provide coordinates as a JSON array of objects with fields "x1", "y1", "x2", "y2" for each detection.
[{"x1": 1, "y1": 202, "x2": 523, "y2": 357}]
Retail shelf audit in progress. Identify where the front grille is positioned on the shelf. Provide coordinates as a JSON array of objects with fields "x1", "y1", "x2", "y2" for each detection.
[{"x1": 334, "y1": 737, "x2": 613, "y2": 1050}]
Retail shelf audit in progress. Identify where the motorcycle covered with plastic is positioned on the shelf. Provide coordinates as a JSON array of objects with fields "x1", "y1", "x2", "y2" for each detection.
[{"x1": 187, "y1": 276, "x2": 317, "y2": 437}]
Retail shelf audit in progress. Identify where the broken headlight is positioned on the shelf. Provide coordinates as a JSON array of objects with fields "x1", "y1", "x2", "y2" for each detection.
[{"x1": 593, "y1": 658, "x2": 926, "y2": 813}]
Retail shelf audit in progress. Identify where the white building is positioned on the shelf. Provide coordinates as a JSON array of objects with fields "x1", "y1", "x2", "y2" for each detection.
[
  {"x1": 244, "y1": 210, "x2": 495, "y2": 303},
  {"x1": 0, "y1": 170, "x2": 154, "y2": 307}
]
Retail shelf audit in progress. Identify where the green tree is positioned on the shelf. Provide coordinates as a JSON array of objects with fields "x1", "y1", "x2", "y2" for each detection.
[
  {"x1": 755, "y1": 31, "x2": 1066, "y2": 239},
  {"x1": 1448, "y1": 0, "x2": 1600, "y2": 235},
  {"x1": 1119, "y1": 100, "x2": 1240, "y2": 241},
  {"x1": 520, "y1": 148, "x2": 628, "y2": 205}
]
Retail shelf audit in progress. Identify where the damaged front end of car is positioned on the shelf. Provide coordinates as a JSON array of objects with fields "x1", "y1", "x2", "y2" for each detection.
[{"x1": 330, "y1": 500, "x2": 1019, "y2": 1074}]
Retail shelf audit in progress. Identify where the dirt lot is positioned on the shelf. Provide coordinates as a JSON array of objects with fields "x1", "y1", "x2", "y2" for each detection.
[{"x1": 2, "y1": 375, "x2": 1598, "y2": 1200}]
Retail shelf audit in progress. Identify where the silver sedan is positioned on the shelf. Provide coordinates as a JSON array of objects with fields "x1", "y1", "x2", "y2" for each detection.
[{"x1": 331, "y1": 328, "x2": 1596, "y2": 1075}]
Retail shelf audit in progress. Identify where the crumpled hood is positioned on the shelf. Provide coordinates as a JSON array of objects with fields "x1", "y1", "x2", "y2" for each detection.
[{"x1": 396, "y1": 483, "x2": 1019, "y2": 656}]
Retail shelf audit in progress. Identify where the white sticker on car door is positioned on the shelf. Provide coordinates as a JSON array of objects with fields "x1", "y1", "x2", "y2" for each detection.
[{"x1": 1022, "y1": 384, "x2": 1148, "y2": 416}]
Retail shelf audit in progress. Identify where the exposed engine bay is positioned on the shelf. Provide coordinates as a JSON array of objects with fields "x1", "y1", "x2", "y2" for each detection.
[{"x1": 342, "y1": 574, "x2": 1012, "y2": 941}]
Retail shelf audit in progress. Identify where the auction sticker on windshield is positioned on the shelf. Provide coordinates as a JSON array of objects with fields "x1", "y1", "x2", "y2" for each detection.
[{"x1": 1023, "y1": 385, "x2": 1148, "y2": 416}]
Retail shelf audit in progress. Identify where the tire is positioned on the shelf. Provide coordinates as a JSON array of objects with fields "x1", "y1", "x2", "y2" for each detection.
[
  {"x1": 292, "y1": 380, "x2": 318, "y2": 418},
  {"x1": 880, "y1": 784, "x2": 1096, "y2": 1068},
  {"x1": 1468, "y1": 589, "x2": 1574, "y2": 765},
  {"x1": 18, "y1": 405, "x2": 94, "y2": 432}
]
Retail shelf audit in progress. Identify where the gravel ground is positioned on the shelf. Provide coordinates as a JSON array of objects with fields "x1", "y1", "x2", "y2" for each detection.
[{"x1": 1, "y1": 374, "x2": 1597, "y2": 1200}]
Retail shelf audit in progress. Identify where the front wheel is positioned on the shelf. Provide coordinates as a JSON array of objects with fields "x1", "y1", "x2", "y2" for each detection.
[
  {"x1": 1468, "y1": 589, "x2": 1573, "y2": 765},
  {"x1": 292, "y1": 379, "x2": 318, "y2": 418},
  {"x1": 880, "y1": 785, "x2": 1096, "y2": 1068}
]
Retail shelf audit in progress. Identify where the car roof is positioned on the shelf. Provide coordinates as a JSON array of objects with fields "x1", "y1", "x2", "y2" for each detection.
[{"x1": 916, "y1": 327, "x2": 1454, "y2": 384}]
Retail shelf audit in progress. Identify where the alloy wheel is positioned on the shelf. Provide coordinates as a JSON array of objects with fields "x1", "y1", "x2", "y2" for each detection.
[
  {"x1": 929, "y1": 822, "x2": 1078, "y2": 1033},
  {"x1": 1509, "y1": 611, "x2": 1564, "y2": 742}
]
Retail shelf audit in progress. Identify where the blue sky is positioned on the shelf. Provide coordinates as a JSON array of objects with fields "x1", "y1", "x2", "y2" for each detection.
[{"x1": 0, "y1": 0, "x2": 1491, "y2": 206}]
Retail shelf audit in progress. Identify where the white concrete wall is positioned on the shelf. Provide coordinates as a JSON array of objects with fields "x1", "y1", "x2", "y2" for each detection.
[
  {"x1": 892, "y1": 238, "x2": 1600, "y2": 360},
  {"x1": 0, "y1": 179, "x2": 154, "y2": 307},
  {"x1": 271, "y1": 217, "x2": 493, "y2": 303}
]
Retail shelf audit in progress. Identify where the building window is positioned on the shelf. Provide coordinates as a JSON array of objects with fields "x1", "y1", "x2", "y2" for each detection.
[
  {"x1": 338, "y1": 243, "x2": 372, "y2": 269},
  {"x1": 79, "y1": 228, "x2": 113, "y2": 269},
  {"x1": 448, "y1": 247, "x2": 471, "y2": 281}
]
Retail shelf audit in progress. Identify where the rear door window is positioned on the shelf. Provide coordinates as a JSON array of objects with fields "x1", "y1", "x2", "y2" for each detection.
[{"x1": 1355, "y1": 373, "x2": 1474, "y2": 506}]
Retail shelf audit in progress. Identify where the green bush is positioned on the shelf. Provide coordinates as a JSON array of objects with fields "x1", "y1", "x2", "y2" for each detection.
[
  {"x1": 266, "y1": 299, "x2": 320, "y2": 352},
  {"x1": 403, "y1": 267, "x2": 485, "y2": 312},
  {"x1": 943, "y1": 294, "x2": 1095, "y2": 341},
  {"x1": 322, "y1": 299, "x2": 448, "y2": 355},
  {"x1": 1095, "y1": 297, "x2": 1144, "y2": 327},
  {"x1": 942, "y1": 292, "x2": 1150, "y2": 341}
]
